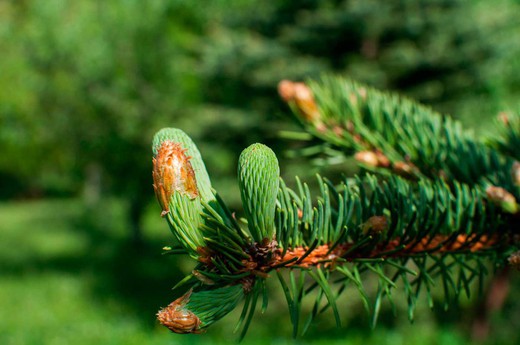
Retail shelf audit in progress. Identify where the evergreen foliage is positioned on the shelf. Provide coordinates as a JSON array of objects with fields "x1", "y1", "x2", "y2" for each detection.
[
  {"x1": 490, "y1": 113, "x2": 520, "y2": 162},
  {"x1": 152, "y1": 76, "x2": 519, "y2": 339},
  {"x1": 279, "y1": 77, "x2": 519, "y2": 200}
]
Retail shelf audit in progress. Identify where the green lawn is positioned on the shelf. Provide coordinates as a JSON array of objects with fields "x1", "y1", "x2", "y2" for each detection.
[{"x1": 0, "y1": 198, "x2": 518, "y2": 345}]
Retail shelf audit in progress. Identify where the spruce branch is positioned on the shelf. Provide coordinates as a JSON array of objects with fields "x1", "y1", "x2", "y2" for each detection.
[
  {"x1": 152, "y1": 77, "x2": 519, "y2": 338},
  {"x1": 278, "y1": 77, "x2": 519, "y2": 202},
  {"x1": 152, "y1": 140, "x2": 518, "y2": 337}
]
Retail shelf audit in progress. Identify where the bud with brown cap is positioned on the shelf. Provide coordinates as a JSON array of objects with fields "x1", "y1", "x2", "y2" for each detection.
[
  {"x1": 486, "y1": 186, "x2": 518, "y2": 214},
  {"x1": 278, "y1": 80, "x2": 321, "y2": 123}
]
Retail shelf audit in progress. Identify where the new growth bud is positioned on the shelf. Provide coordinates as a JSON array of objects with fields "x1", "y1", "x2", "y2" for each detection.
[
  {"x1": 153, "y1": 141, "x2": 198, "y2": 217},
  {"x1": 238, "y1": 143, "x2": 280, "y2": 242},
  {"x1": 355, "y1": 151, "x2": 391, "y2": 168},
  {"x1": 486, "y1": 186, "x2": 518, "y2": 214},
  {"x1": 157, "y1": 285, "x2": 244, "y2": 334},
  {"x1": 278, "y1": 80, "x2": 321, "y2": 123},
  {"x1": 362, "y1": 215, "x2": 389, "y2": 235},
  {"x1": 157, "y1": 290, "x2": 203, "y2": 334},
  {"x1": 152, "y1": 128, "x2": 211, "y2": 258},
  {"x1": 355, "y1": 151, "x2": 378, "y2": 167}
]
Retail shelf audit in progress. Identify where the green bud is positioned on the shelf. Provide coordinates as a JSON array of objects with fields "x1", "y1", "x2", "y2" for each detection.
[
  {"x1": 157, "y1": 285, "x2": 244, "y2": 333},
  {"x1": 238, "y1": 143, "x2": 280, "y2": 242},
  {"x1": 486, "y1": 186, "x2": 518, "y2": 214},
  {"x1": 152, "y1": 128, "x2": 213, "y2": 258},
  {"x1": 153, "y1": 128, "x2": 214, "y2": 204}
]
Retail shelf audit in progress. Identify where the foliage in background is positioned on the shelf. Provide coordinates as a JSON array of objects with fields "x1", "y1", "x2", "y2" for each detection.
[
  {"x1": 0, "y1": 0, "x2": 205, "y2": 240},
  {"x1": 2, "y1": 0, "x2": 519, "y2": 206},
  {"x1": 198, "y1": 0, "x2": 520, "y2": 134}
]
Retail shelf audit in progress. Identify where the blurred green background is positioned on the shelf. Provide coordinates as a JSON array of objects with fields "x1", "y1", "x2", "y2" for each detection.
[{"x1": 1, "y1": 0, "x2": 520, "y2": 344}]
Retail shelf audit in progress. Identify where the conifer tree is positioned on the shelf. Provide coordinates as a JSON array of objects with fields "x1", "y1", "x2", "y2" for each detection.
[{"x1": 152, "y1": 76, "x2": 519, "y2": 339}]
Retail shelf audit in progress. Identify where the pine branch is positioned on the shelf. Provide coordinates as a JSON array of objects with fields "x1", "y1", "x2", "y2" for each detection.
[
  {"x1": 278, "y1": 77, "x2": 519, "y2": 203},
  {"x1": 151, "y1": 123, "x2": 518, "y2": 338}
]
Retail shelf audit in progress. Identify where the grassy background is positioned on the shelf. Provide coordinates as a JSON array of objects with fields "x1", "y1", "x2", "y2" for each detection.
[{"x1": 1, "y1": 198, "x2": 518, "y2": 345}]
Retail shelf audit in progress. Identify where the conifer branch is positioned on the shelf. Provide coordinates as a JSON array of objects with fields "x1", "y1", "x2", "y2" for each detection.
[
  {"x1": 152, "y1": 76, "x2": 519, "y2": 338},
  {"x1": 278, "y1": 77, "x2": 518, "y2": 200}
]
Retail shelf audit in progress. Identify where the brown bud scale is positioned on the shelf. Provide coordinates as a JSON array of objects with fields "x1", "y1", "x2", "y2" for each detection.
[
  {"x1": 278, "y1": 80, "x2": 321, "y2": 123},
  {"x1": 152, "y1": 141, "x2": 198, "y2": 216},
  {"x1": 486, "y1": 186, "x2": 516, "y2": 204},
  {"x1": 157, "y1": 290, "x2": 203, "y2": 334},
  {"x1": 355, "y1": 151, "x2": 379, "y2": 167},
  {"x1": 363, "y1": 215, "x2": 388, "y2": 235}
]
